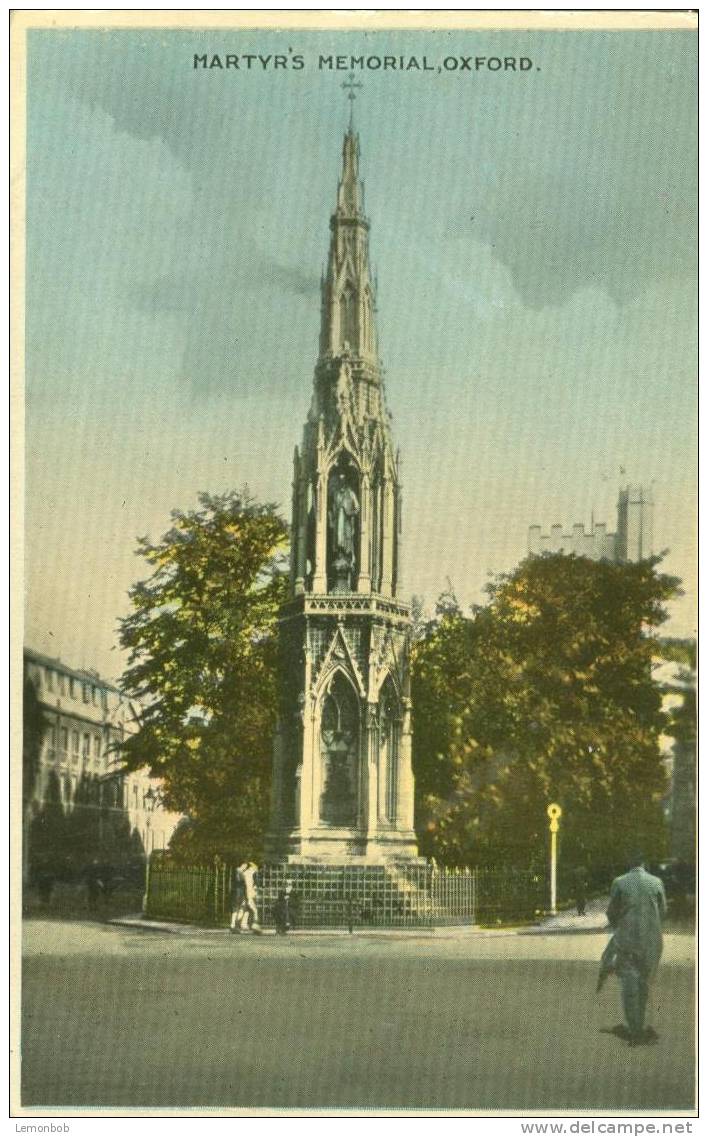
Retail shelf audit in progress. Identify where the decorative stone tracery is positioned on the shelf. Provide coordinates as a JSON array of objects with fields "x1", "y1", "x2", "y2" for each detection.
[{"x1": 265, "y1": 125, "x2": 418, "y2": 864}]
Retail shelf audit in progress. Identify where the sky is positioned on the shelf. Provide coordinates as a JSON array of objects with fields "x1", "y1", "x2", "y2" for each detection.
[{"x1": 24, "y1": 26, "x2": 697, "y2": 679}]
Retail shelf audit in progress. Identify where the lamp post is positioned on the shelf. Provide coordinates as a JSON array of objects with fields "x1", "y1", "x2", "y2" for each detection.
[
  {"x1": 141, "y1": 786, "x2": 158, "y2": 913},
  {"x1": 547, "y1": 802, "x2": 562, "y2": 915}
]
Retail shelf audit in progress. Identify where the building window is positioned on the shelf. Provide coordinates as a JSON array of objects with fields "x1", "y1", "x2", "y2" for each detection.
[
  {"x1": 45, "y1": 668, "x2": 54, "y2": 691},
  {"x1": 61, "y1": 727, "x2": 68, "y2": 753},
  {"x1": 83, "y1": 683, "x2": 90, "y2": 703},
  {"x1": 94, "y1": 735, "x2": 101, "y2": 758},
  {"x1": 69, "y1": 677, "x2": 76, "y2": 698},
  {"x1": 82, "y1": 733, "x2": 90, "y2": 757},
  {"x1": 58, "y1": 672, "x2": 65, "y2": 695},
  {"x1": 91, "y1": 685, "x2": 98, "y2": 706},
  {"x1": 50, "y1": 725, "x2": 57, "y2": 747}
]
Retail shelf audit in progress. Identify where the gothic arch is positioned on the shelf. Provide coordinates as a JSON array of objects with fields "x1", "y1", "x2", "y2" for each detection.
[
  {"x1": 378, "y1": 675, "x2": 401, "y2": 824},
  {"x1": 313, "y1": 652, "x2": 365, "y2": 701},
  {"x1": 373, "y1": 656, "x2": 402, "y2": 702},
  {"x1": 317, "y1": 670, "x2": 361, "y2": 827},
  {"x1": 324, "y1": 440, "x2": 362, "y2": 475}
]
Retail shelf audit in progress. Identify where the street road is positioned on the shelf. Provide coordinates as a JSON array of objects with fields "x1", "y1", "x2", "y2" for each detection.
[{"x1": 21, "y1": 920, "x2": 695, "y2": 1112}]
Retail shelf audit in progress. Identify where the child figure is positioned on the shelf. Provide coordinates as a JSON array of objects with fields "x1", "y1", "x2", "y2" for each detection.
[{"x1": 273, "y1": 888, "x2": 291, "y2": 935}]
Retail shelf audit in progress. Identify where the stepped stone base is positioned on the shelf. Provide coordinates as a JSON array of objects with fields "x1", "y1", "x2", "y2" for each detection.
[
  {"x1": 255, "y1": 859, "x2": 436, "y2": 929},
  {"x1": 264, "y1": 828, "x2": 421, "y2": 864}
]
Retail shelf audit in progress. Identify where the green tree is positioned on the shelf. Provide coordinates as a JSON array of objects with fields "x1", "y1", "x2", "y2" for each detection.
[
  {"x1": 412, "y1": 554, "x2": 680, "y2": 879},
  {"x1": 23, "y1": 675, "x2": 48, "y2": 882},
  {"x1": 658, "y1": 637, "x2": 696, "y2": 864},
  {"x1": 118, "y1": 491, "x2": 288, "y2": 862}
]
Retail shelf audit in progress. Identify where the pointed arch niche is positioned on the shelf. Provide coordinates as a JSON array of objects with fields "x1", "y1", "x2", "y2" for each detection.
[
  {"x1": 378, "y1": 675, "x2": 401, "y2": 824},
  {"x1": 327, "y1": 455, "x2": 361, "y2": 593},
  {"x1": 318, "y1": 672, "x2": 360, "y2": 827}
]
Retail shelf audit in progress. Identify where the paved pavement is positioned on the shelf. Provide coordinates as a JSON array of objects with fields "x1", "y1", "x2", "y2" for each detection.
[
  {"x1": 532, "y1": 894, "x2": 610, "y2": 933},
  {"x1": 20, "y1": 917, "x2": 695, "y2": 1113},
  {"x1": 108, "y1": 894, "x2": 612, "y2": 938}
]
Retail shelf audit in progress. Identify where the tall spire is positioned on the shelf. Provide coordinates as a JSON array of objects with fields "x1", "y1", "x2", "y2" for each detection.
[
  {"x1": 319, "y1": 125, "x2": 376, "y2": 359},
  {"x1": 336, "y1": 129, "x2": 364, "y2": 217},
  {"x1": 265, "y1": 108, "x2": 417, "y2": 868},
  {"x1": 341, "y1": 76, "x2": 362, "y2": 131}
]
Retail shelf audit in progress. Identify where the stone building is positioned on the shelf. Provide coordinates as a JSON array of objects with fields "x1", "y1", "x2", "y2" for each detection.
[
  {"x1": 528, "y1": 485, "x2": 653, "y2": 562},
  {"x1": 23, "y1": 647, "x2": 180, "y2": 872},
  {"x1": 265, "y1": 125, "x2": 418, "y2": 863},
  {"x1": 654, "y1": 654, "x2": 696, "y2": 864}
]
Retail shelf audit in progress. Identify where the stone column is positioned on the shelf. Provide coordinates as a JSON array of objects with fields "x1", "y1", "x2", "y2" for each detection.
[
  {"x1": 294, "y1": 472, "x2": 308, "y2": 596},
  {"x1": 380, "y1": 477, "x2": 394, "y2": 597},
  {"x1": 270, "y1": 720, "x2": 285, "y2": 828},
  {"x1": 396, "y1": 698, "x2": 415, "y2": 832},
  {"x1": 357, "y1": 472, "x2": 372, "y2": 593},
  {"x1": 377, "y1": 720, "x2": 389, "y2": 824},
  {"x1": 394, "y1": 484, "x2": 402, "y2": 596},
  {"x1": 363, "y1": 703, "x2": 380, "y2": 844},
  {"x1": 312, "y1": 472, "x2": 327, "y2": 592},
  {"x1": 372, "y1": 482, "x2": 382, "y2": 591},
  {"x1": 298, "y1": 647, "x2": 316, "y2": 839}
]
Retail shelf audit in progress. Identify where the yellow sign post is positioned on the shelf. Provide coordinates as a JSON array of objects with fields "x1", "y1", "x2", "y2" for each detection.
[{"x1": 547, "y1": 803, "x2": 562, "y2": 915}]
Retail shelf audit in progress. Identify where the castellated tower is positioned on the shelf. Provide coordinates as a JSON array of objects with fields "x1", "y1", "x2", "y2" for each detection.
[{"x1": 265, "y1": 128, "x2": 419, "y2": 863}]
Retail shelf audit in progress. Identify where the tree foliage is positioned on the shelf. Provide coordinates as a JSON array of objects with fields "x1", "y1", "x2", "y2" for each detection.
[
  {"x1": 412, "y1": 554, "x2": 680, "y2": 878},
  {"x1": 118, "y1": 491, "x2": 288, "y2": 862},
  {"x1": 658, "y1": 637, "x2": 696, "y2": 747}
]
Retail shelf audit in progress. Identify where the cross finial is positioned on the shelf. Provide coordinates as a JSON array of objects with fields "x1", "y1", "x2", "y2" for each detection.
[{"x1": 341, "y1": 77, "x2": 363, "y2": 128}]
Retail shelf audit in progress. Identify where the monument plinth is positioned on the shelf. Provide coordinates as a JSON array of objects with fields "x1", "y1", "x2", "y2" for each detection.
[{"x1": 264, "y1": 124, "x2": 419, "y2": 864}]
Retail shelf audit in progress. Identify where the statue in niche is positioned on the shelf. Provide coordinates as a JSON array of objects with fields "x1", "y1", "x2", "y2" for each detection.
[{"x1": 328, "y1": 470, "x2": 359, "y2": 591}]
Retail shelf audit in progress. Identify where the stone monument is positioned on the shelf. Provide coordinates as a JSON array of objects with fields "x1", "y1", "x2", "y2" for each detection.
[{"x1": 265, "y1": 116, "x2": 418, "y2": 863}]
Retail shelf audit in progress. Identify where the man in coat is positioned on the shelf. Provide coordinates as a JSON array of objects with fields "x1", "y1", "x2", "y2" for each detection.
[{"x1": 606, "y1": 853, "x2": 667, "y2": 1046}]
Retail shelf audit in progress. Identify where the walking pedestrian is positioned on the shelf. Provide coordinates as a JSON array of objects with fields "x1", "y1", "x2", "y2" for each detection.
[
  {"x1": 229, "y1": 865, "x2": 245, "y2": 933},
  {"x1": 230, "y1": 861, "x2": 261, "y2": 934},
  {"x1": 574, "y1": 865, "x2": 588, "y2": 917},
  {"x1": 606, "y1": 852, "x2": 666, "y2": 1046}
]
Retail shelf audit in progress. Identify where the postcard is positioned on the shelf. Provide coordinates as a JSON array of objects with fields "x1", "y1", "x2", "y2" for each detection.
[{"x1": 12, "y1": 10, "x2": 697, "y2": 1120}]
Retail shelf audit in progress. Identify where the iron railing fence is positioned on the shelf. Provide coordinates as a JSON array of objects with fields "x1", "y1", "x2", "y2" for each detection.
[
  {"x1": 258, "y1": 863, "x2": 437, "y2": 929},
  {"x1": 473, "y1": 868, "x2": 545, "y2": 925},
  {"x1": 145, "y1": 856, "x2": 544, "y2": 930}
]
